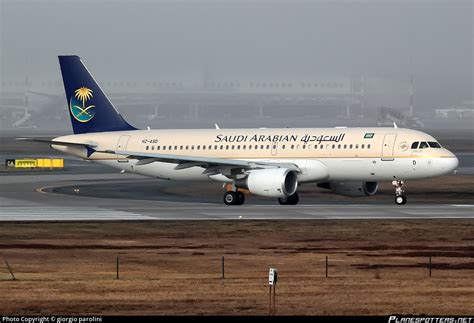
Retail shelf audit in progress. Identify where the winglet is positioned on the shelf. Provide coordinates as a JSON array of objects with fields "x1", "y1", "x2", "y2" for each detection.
[{"x1": 393, "y1": 122, "x2": 398, "y2": 128}]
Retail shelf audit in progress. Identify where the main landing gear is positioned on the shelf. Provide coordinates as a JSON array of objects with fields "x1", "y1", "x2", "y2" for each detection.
[
  {"x1": 223, "y1": 191, "x2": 300, "y2": 206},
  {"x1": 278, "y1": 192, "x2": 299, "y2": 205},
  {"x1": 392, "y1": 180, "x2": 407, "y2": 205},
  {"x1": 223, "y1": 191, "x2": 245, "y2": 205}
]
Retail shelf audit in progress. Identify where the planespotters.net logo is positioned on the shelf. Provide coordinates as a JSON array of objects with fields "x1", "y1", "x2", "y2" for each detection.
[{"x1": 388, "y1": 316, "x2": 473, "y2": 323}]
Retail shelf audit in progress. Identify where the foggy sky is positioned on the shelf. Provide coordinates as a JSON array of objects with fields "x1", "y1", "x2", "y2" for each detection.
[{"x1": 1, "y1": 0, "x2": 472, "y2": 107}]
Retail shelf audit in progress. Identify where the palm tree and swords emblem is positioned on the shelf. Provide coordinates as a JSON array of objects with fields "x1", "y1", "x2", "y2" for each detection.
[{"x1": 70, "y1": 87, "x2": 96, "y2": 122}]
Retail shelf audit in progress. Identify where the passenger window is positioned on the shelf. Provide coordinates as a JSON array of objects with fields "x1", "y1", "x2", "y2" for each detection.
[
  {"x1": 332, "y1": 144, "x2": 335, "y2": 149},
  {"x1": 174, "y1": 146, "x2": 177, "y2": 150},
  {"x1": 168, "y1": 145, "x2": 172, "y2": 150},
  {"x1": 179, "y1": 146, "x2": 183, "y2": 150},
  {"x1": 191, "y1": 146, "x2": 194, "y2": 150},
  {"x1": 428, "y1": 142, "x2": 441, "y2": 148},
  {"x1": 419, "y1": 142, "x2": 429, "y2": 149},
  {"x1": 146, "y1": 146, "x2": 149, "y2": 150},
  {"x1": 291, "y1": 145, "x2": 294, "y2": 149},
  {"x1": 282, "y1": 145, "x2": 285, "y2": 149},
  {"x1": 411, "y1": 142, "x2": 419, "y2": 149},
  {"x1": 151, "y1": 146, "x2": 155, "y2": 150},
  {"x1": 361, "y1": 144, "x2": 364, "y2": 149},
  {"x1": 163, "y1": 146, "x2": 166, "y2": 151},
  {"x1": 367, "y1": 144, "x2": 371, "y2": 149}
]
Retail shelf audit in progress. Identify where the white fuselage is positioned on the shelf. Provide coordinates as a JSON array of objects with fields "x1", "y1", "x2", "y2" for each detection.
[{"x1": 52, "y1": 127, "x2": 458, "y2": 184}]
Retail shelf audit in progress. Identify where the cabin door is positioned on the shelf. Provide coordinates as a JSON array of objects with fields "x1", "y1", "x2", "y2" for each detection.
[
  {"x1": 381, "y1": 133, "x2": 397, "y2": 161},
  {"x1": 116, "y1": 135, "x2": 130, "y2": 163}
]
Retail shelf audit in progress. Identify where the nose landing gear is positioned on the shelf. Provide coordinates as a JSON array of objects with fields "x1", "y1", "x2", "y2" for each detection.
[{"x1": 392, "y1": 180, "x2": 407, "y2": 205}]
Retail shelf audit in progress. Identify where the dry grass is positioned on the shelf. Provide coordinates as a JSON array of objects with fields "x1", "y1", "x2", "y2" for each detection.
[{"x1": 0, "y1": 220, "x2": 472, "y2": 315}]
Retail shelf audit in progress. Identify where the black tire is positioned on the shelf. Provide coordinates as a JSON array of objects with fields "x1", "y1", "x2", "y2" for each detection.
[
  {"x1": 224, "y1": 191, "x2": 237, "y2": 205},
  {"x1": 287, "y1": 192, "x2": 299, "y2": 205},
  {"x1": 395, "y1": 195, "x2": 407, "y2": 205},
  {"x1": 236, "y1": 191, "x2": 245, "y2": 205},
  {"x1": 278, "y1": 196, "x2": 288, "y2": 205},
  {"x1": 278, "y1": 192, "x2": 299, "y2": 205}
]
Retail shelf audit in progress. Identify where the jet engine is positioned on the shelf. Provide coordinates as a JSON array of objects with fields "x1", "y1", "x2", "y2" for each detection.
[
  {"x1": 236, "y1": 168, "x2": 298, "y2": 198},
  {"x1": 317, "y1": 181, "x2": 378, "y2": 197}
]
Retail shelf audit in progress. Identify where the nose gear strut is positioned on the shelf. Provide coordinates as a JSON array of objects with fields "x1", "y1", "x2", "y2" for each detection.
[{"x1": 392, "y1": 180, "x2": 407, "y2": 205}]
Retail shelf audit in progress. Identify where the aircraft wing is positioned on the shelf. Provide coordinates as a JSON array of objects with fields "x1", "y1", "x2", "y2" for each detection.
[{"x1": 104, "y1": 149, "x2": 300, "y2": 174}]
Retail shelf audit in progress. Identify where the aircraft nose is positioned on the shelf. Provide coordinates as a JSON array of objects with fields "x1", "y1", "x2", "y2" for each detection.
[{"x1": 441, "y1": 154, "x2": 459, "y2": 173}]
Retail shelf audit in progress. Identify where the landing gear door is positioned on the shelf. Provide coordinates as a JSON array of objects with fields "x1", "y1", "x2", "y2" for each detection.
[
  {"x1": 381, "y1": 133, "x2": 397, "y2": 161},
  {"x1": 117, "y1": 135, "x2": 130, "y2": 163}
]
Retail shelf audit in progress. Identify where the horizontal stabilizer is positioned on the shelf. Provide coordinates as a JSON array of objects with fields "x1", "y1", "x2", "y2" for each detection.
[
  {"x1": 16, "y1": 138, "x2": 97, "y2": 157},
  {"x1": 16, "y1": 137, "x2": 97, "y2": 148}
]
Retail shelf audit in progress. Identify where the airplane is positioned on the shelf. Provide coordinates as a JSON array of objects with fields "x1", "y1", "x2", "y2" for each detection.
[{"x1": 19, "y1": 56, "x2": 459, "y2": 205}]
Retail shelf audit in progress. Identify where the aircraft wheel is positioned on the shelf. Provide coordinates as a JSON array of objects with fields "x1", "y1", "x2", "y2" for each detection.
[
  {"x1": 395, "y1": 195, "x2": 407, "y2": 205},
  {"x1": 224, "y1": 191, "x2": 237, "y2": 205},
  {"x1": 278, "y1": 196, "x2": 288, "y2": 205},
  {"x1": 236, "y1": 191, "x2": 245, "y2": 205},
  {"x1": 278, "y1": 192, "x2": 299, "y2": 205},
  {"x1": 288, "y1": 192, "x2": 299, "y2": 205}
]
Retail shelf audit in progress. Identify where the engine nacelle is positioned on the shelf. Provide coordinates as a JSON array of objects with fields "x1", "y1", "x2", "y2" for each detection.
[
  {"x1": 317, "y1": 181, "x2": 378, "y2": 197},
  {"x1": 236, "y1": 168, "x2": 298, "y2": 198}
]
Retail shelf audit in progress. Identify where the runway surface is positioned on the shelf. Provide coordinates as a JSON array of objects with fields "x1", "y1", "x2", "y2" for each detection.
[
  {"x1": 1, "y1": 203, "x2": 473, "y2": 221},
  {"x1": 1, "y1": 172, "x2": 473, "y2": 221}
]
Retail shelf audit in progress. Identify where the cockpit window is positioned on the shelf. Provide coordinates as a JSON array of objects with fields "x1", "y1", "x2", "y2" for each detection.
[
  {"x1": 411, "y1": 142, "x2": 419, "y2": 149},
  {"x1": 419, "y1": 142, "x2": 429, "y2": 149},
  {"x1": 428, "y1": 142, "x2": 441, "y2": 148}
]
